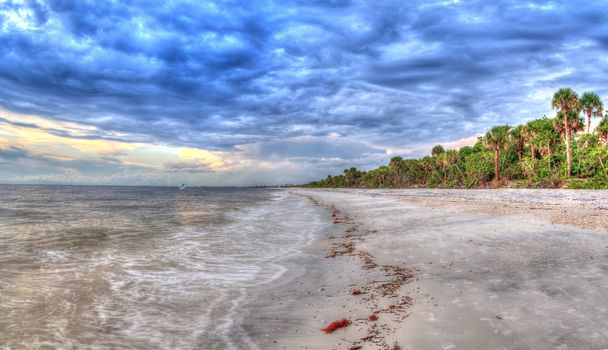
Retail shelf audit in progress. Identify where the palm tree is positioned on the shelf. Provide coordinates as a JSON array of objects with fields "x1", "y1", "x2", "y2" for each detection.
[
  {"x1": 522, "y1": 123, "x2": 536, "y2": 158},
  {"x1": 553, "y1": 111, "x2": 584, "y2": 136},
  {"x1": 553, "y1": 110, "x2": 583, "y2": 176},
  {"x1": 525, "y1": 116, "x2": 556, "y2": 159},
  {"x1": 553, "y1": 111, "x2": 584, "y2": 143},
  {"x1": 484, "y1": 125, "x2": 511, "y2": 183},
  {"x1": 343, "y1": 167, "x2": 362, "y2": 187},
  {"x1": 551, "y1": 88, "x2": 580, "y2": 177},
  {"x1": 580, "y1": 92, "x2": 604, "y2": 134},
  {"x1": 509, "y1": 125, "x2": 525, "y2": 163},
  {"x1": 431, "y1": 145, "x2": 445, "y2": 157},
  {"x1": 596, "y1": 115, "x2": 608, "y2": 145},
  {"x1": 437, "y1": 149, "x2": 461, "y2": 183},
  {"x1": 388, "y1": 156, "x2": 405, "y2": 187}
]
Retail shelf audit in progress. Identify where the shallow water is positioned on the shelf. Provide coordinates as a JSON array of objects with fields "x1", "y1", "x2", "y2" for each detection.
[{"x1": 0, "y1": 185, "x2": 324, "y2": 349}]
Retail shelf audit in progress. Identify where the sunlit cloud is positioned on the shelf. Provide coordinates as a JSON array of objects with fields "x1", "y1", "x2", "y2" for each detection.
[
  {"x1": 177, "y1": 147, "x2": 226, "y2": 170},
  {"x1": 0, "y1": 109, "x2": 385, "y2": 185}
]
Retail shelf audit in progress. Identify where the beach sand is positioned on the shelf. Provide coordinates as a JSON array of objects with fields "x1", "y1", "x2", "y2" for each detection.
[{"x1": 244, "y1": 189, "x2": 608, "y2": 350}]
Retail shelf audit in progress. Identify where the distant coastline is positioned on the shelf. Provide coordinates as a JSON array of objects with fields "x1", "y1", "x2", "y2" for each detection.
[{"x1": 304, "y1": 88, "x2": 608, "y2": 190}]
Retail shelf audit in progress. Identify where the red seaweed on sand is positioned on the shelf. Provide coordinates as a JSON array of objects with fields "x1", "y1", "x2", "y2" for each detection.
[{"x1": 321, "y1": 318, "x2": 352, "y2": 333}]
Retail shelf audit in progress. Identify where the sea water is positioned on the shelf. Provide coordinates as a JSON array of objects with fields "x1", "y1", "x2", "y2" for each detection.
[{"x1": 0, "y1": 186, "x2": 325, "y2": 349}]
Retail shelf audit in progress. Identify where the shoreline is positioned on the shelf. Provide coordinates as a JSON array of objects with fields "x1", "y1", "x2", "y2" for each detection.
[
  {"x1": 242, "y1": 192, "x2": 415, "y2": 349},
  {"x1": 244, "y1": 188, "x2": 608, "y2": 349}
]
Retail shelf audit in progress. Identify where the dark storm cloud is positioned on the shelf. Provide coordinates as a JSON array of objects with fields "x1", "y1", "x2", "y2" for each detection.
[{"x1": 2, "y1": 0, "x2": 608, "y2": 160}]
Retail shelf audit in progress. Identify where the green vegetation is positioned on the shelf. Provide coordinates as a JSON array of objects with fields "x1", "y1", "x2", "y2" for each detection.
[{"x1": 304, "y1": 88, "x2": 608, "y2": 189}]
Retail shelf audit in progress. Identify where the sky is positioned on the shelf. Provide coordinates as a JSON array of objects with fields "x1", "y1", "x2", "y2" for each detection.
[{"x1": 1, "y1": 0, "x2": 608, "y2": 186}]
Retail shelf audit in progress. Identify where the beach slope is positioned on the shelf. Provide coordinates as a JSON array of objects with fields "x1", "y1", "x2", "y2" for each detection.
[{"x1": 247, "y1": 189, "x2": 608, "y2": 350}]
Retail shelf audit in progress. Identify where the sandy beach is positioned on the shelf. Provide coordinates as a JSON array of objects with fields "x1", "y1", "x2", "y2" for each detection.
[{"x1": 244, "y1": 189, "x2": 608, "y2": 350}]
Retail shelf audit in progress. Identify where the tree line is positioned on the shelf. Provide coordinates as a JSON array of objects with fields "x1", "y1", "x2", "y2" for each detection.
[{"x1": 304, "y1": 88, "x2": 608, "y2": 189}]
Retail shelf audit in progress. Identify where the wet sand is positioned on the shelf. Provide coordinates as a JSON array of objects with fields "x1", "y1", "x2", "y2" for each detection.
[{"x1": 244, "y1": 189, "x2": 608, "y2": 350}]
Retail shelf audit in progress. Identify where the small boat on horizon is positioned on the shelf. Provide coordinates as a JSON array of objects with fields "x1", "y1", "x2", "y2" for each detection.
[{"x1": 179, "y1": 184, "x2": 187, "y2": 190}]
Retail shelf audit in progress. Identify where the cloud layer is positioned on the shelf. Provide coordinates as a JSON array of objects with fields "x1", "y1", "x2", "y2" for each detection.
[{"x1": 1, "y1": 0, "x2": 608, "y2": 185}]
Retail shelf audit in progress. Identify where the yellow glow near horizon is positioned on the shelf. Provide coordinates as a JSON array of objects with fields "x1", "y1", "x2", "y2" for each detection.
[
  {"x1": 1, "y1": 121, "x2": 138, "y2": 159},
  {"x1": 1, "y1": 109, "x2": 99, "y2": 134},
  {"x1": 178, "y1": 147, "x2": 225, "y2": 169},
  {"x1": 0, "y1": 109, "x2": 229, "y2": 171}
]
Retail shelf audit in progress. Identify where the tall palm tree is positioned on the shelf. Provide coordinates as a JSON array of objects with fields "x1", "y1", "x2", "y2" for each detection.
[
  {"x1": 553, "y1": 110, "x2": 583, "y2": 175},
  {"x1": 551, "y1": 88, "x2": 580, "y2": 177},
  {"x1": 580, "y1": 92, "x2": 604, "y2": 134},
  {"x1": 509, "y1": 125, "x2": 525, "y2": 163},
  {"x1": 553, "y1": 111, "x2": 584, "y2": 134},
  {"x1": 484, "y1": 125, "x2": 511, "y2": 183},
  {"x1": 553, "y1": 110, "x2": 584, "y2": 135}
]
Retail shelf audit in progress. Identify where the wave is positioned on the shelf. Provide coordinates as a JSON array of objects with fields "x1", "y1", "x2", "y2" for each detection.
[{"x1": 0, "y1": 187, "x2": 326, "y2": 349}]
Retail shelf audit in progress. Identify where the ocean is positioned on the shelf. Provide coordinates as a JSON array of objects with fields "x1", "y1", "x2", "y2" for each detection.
[{"x1": 0, "y1": 185, "x2": 326, "y2": 349}]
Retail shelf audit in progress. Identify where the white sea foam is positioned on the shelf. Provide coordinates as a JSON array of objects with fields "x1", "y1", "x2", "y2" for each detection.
[{"x1": 0, "y1": 186, "x2": 325, "y2": 349}]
